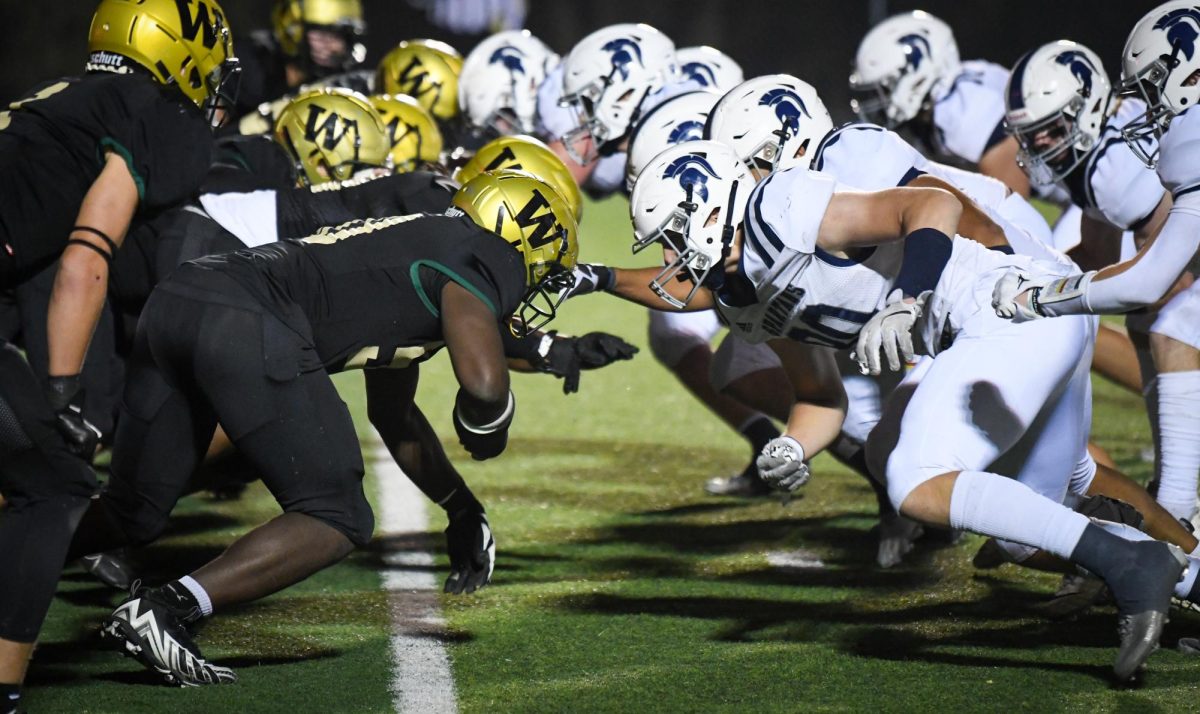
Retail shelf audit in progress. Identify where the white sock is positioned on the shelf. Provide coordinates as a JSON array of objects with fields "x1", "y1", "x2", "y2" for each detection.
[
  {"x1": 1093, "y1": 520, "x2": 1197, "y2": 598},
  {"x1": 949, "y1": 470, "x2": 1089, "y2": 560},
  {"x1": 1156, "y1": 371, "x2": 1200, "y2": 520},
  {"x1": 178, "y1": 575, "x2": 214, "y2": 617}
]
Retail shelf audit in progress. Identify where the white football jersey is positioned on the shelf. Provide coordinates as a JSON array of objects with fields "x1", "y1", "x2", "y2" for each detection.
[
  {"x1": 930, "y1": 60, "x2": 1010, "y2": 164},
  {"x1": 1158, "y1": 106, "x2": 1200, "y2": 198},
  {"x1": 812, "y1": 123, "x2": 1065, "y2": 265},
  {"x1": 1058, "y1": 99, "x2": 1166, "y2": 230},
  {"x1": 717, "y1": 167, "x2": 1024, "y2": 354}
]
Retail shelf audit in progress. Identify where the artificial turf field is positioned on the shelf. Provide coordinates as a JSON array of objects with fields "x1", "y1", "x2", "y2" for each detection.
[{"x1": 23, "y1": 194, "x2": 1200, "y2": 712}]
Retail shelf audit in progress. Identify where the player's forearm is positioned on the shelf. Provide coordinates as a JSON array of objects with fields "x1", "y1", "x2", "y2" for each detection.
[
  {"x1": 376, "y1": 403, "x2": 472, "y2": 507},
  {"x1": 609, "y1": 266, "x2": 715, "y2": 311},
  {"x1": 46, "y1": 247, "x2": 109, "y2": 376},
  {"x1": 782, "y1": 401, "x2": 847, "y2": 461}
]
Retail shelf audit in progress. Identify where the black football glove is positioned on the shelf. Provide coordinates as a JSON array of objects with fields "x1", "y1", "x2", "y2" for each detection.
[
  {"x1": 444, "y1": 508, "x2": 495, "y2": 595},
  {"x1": 533, "y1": 331, "x2": 639, "y2": 394},
  {"x1": 452, "y1": 392, "x2": 514, "y2": 461},
  {"x1": 45, "y1": 375, "x2": 101, "y2": 462}
]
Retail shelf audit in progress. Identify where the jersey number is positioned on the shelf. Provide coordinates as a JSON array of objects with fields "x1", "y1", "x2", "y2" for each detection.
[{"x1": 0, "y1": 81, "x2": 70, "y2": 131}]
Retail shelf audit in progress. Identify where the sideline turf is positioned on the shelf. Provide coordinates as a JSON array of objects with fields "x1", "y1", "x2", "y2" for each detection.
[{"x1": 24, "y1": 194, "x2": 1200, "y2": 712}]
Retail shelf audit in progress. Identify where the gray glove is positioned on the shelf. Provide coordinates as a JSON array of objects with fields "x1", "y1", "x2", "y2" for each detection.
[{"x1": 756, "y1": 435, "x2": 811, "y2": 492}]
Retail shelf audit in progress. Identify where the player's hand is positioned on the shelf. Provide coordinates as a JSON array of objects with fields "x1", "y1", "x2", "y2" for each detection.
[
  {"x1": 562, "y1": 264, "x2": 615, "y2": 300},
  {"x1": 452, "y1": 397, "x2": 512, "y2": 461},
  {"x1": 854, "y1": 292, "x2": 925, "y2": 376},
  {"x1": 45, "y1": 375, "x2": 101, "y2": 462},
  {"x1": 756, "y1": 436, "x2": 811, "y2": 492},
  {"x1": 444, "y1": 508, "x2": 496, "y2": 595},
  {"x1": 535, "y1": 332, "x2": 639, "y2": 394},
  {"x1": 992, "y1": 269, "x2": 1051, "y2": 322}
]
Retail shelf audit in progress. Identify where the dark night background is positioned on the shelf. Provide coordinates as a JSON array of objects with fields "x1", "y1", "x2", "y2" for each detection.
[{"x1": 0, "y1": 1, "x2": 1162, "y2": 123}]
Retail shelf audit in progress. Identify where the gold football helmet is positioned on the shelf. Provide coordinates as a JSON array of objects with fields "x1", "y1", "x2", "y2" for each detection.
[
  {"x1": 375, "y1": 39, "x2": 463, "y2": 122},
  {"x1": 272, "y1": 0, "x2": 365, "y2": 75},
  {"x1": 88, "y1": 0, "x2": 240, "y2": 118},
  {"x1": 455, "y1": 135, "x2": 583, "y2": 221},
  {"x1": 274, "y1": 88, "x2": 391, "y2": 185},
  {"x1": 369, "y1": 95, "x2": 444, "y2": 173},
  {"x1": 452, "y1": 171, "x2": 580, "y2": 334}
]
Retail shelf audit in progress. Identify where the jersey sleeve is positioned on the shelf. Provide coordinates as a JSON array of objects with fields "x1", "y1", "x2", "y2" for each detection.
[
  {"x1": 814, "y1": 124, "x2": 929, "y2": 190},
  {"x1": 416, "y1": 219, "x2": 529, "y2": 319},
  {"x1": 932, "y1": 71, "x2": 1008, "y2": 164},
  {"x1": 1089, "y1": 139, "x2": 1167, "y2": 229},
  {"x1": 745, "y1": 168, "x2": 836, "y2": 260},
  {"x1": 1158, "y1": 108, "x2": 1200, "y2": 197},
  {"x1": 109, "y1": 88, "x2": 213, "y2": 210}
]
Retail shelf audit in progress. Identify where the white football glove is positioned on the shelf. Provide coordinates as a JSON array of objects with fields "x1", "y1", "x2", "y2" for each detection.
[
  {"x1": 992, "y1": 269, "x2": 1093, "y2": 322},
  {"x1": 756, "y1": 436, "x2": 811, "y2": 492},
  {"x1": 854, "y1": 291, "x2": 925, "y2": 376}
]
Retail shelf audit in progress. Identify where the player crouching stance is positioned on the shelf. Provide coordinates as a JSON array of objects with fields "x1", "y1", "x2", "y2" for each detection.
[
  {"x1": 66, "y1": 172, "x2": 578, "y2": 686},
  {"x1": 571, "y1": 141, "x2": 1191, "y2": 682}
]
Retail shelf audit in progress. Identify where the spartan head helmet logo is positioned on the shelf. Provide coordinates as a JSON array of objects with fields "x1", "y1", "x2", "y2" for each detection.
[
  {"x1": 1153, "y1": 7, "x2": 1200, "y2": 61},
  {"x1": 1054, "y1": 50, "x2": 1099, "y2": 97},
  {"x1": 488, "y1": 46, "x2": 527, "y2": 76},
  {"x1": 601, "y1": 38, "x2": 643, "y2": 80},
  {"x1": 758, "y1": 88, "x2": 812, "y2": 134},
  {"x1": 662, "y1": 154, "x2": 721, "y2": 202},
  {"x1": 898, "y1": 33, "x2": 932, "y2": 71},
  {"x1": 681, "y1": 61, "x2": 718, "y2": 87},
  {"x1": 667, "y1": 120, "x2": 705, "y2": 144}
]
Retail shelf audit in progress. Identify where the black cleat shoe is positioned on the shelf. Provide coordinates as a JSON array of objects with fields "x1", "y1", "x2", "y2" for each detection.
[
  {"x1": 1110, "y1": 542, "x2": 1187, "y2": 683},
  {"x1": 79, "y1": 550, "x2": 135, "y2": 591},
  {"x1": 101, "y1": 585, "x2": 236, "y2": 687}
]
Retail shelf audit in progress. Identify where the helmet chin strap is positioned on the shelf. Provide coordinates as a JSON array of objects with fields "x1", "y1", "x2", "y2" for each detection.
[{"x1": 704, "y1": 179, "x2": 740, "y2": 290}]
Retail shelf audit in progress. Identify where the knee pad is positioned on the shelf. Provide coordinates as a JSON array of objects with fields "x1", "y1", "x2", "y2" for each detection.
[{"x1": 646, "y1": 310, "x2": 720, "y2": 368}]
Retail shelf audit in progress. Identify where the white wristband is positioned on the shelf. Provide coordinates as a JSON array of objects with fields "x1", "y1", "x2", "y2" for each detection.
[{"x1": 455, "y1": 391, "x2": 515, "y2": 434}]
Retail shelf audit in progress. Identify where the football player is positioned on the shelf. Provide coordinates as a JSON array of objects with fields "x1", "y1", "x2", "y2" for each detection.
[
  {"x1": 571, "y1": 140, "x2": 1197, "y2": 681},
  {"x1": 376, "y1": 39, "x2": 466, "y2": 148},
  {"x1": 232, "y1": 0, "x2": 366, "y2": 121},
  {"x1": 540, "y1": 27, "x2": 784, "y2": 493},
  {"x1": 0, "y1": 0, "x2": 237, "y2": 703},
  {"x1": 993, "y1": 2, "x2": 1200, "y2": 525},
  {"x1": 1002, "y1": 40, "x2": 1194, "y2": 523},
  {"x1": 66, "y1": 173, "x2": 580, "y2": 686},
  {"x1": 457, "y1": 30, "x2": 560, "y2": 146}
]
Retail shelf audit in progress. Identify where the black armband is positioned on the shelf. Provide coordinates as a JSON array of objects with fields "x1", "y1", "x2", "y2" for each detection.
[
  {"x1": 67, "y1": 225, "x2": 118, "y2": 262},
  {"x1": 894, "y1": 227, "x2": 953, "y2": 299}
]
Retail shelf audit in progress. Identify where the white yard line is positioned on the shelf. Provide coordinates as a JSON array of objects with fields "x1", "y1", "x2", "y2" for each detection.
[{"x1": 372, "y1": 439, "x2": 458, "y2": 714}]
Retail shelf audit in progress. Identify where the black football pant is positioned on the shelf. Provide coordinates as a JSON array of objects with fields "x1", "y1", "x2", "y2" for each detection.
[
  {"x1": 0, "y1": 339, "x2": 96, "y2": 642},
  {"x1": 92, "y1": 266, "x2": 373, "y2": 554}
]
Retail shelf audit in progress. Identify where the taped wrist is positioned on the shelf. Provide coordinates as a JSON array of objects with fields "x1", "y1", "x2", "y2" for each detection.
[
  {"x1": 45, "y1": 374, "x2": 83, "y2": 413},
  {"x1": 454, "y1": 390, "x2": 515, "y2": 435},
  {"x1": 894, "y1": 227, "x2": 953, "y2": 299},
  {"x1": 1032, "y1": 272, "x2": 1094, "y2": 317},
  {"x1": 439, "y1": 486, "x2": 485, "y2": 517}
]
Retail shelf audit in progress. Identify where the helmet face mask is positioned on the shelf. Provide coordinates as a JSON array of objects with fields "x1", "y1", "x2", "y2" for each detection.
[
  {"x1": 1010, "y1": 100, "x2": 1090, "y2": 185},
  {"x1": 848, "y1": 74, "x2": 897, "y2": 127},
  {"x1": 849, "y1": 11, "x2": 960, "y2": 129},
  {"x1": 1120, "y1": 59, "x2": 1177, "y2": 167},
  {"x1": 273, "y1": 0, "x2": 366, "y2": 77}
]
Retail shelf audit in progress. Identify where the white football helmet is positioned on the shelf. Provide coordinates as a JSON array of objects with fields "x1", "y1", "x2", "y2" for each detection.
[
  {"x1": 705, "y1": 74, "x2": 833, "y2": 176},
  {"x1": 1004, "y1": 41, "x2": 1112, "y2": 185},
  {"x1": 676, "y1": 46, "x2": 744, "y2": 93},
  {"x1": 629, "y1": 140, "x2": 752, "y2": 308},
  {"x1": 1120, "y1": 0, "x2": 1200, "y2": 166},
  {"x1": 625, "y1": 90, "x2": 720, "y2": 192},
  {"x1": 849, "y1": 11, "x2": 961, "y2": 127},
  {"x1": 458, "y1": 30, "x2": 560, "y2": 135},
  {"x1": 559, "y1": 23, "x2": 678, "y2": 164}
]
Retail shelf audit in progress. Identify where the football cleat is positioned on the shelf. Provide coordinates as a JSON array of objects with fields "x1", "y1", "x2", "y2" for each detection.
[
  {"x1": 1031, "y1": 573, "x2": 1108, "y2": 620},
  {"x1": 875, "y1": 513, "x2": 923, "y2": 569},
  {"x1": 1110, "y1": 541, "x2": 1187, "y2": 683},
  {"x1": 101, "y1": 585, "x2": 236, "y2": 687}
]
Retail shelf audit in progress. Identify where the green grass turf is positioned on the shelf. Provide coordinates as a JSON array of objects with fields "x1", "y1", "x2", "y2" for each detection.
[{"x1": 24, "y1": 193, "x2": 1200, "y2": 712}]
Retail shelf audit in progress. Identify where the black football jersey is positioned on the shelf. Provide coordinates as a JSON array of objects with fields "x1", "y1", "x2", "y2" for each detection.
[
  {"x1": 194, "y1": 213, "x2": 527, "y2": 373},
  {"x1": 202, "y1": 134, "x2": 297, "y2": 194},
  {"x1": 229, "y1": 31, "x2": 291, "y2": 121},
  {"x1": 276, "y1": 171, "x2": 455, "y2": 238},
  {"x1": 0, "y1": 72, "x2": 211, "y2": 283}
]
